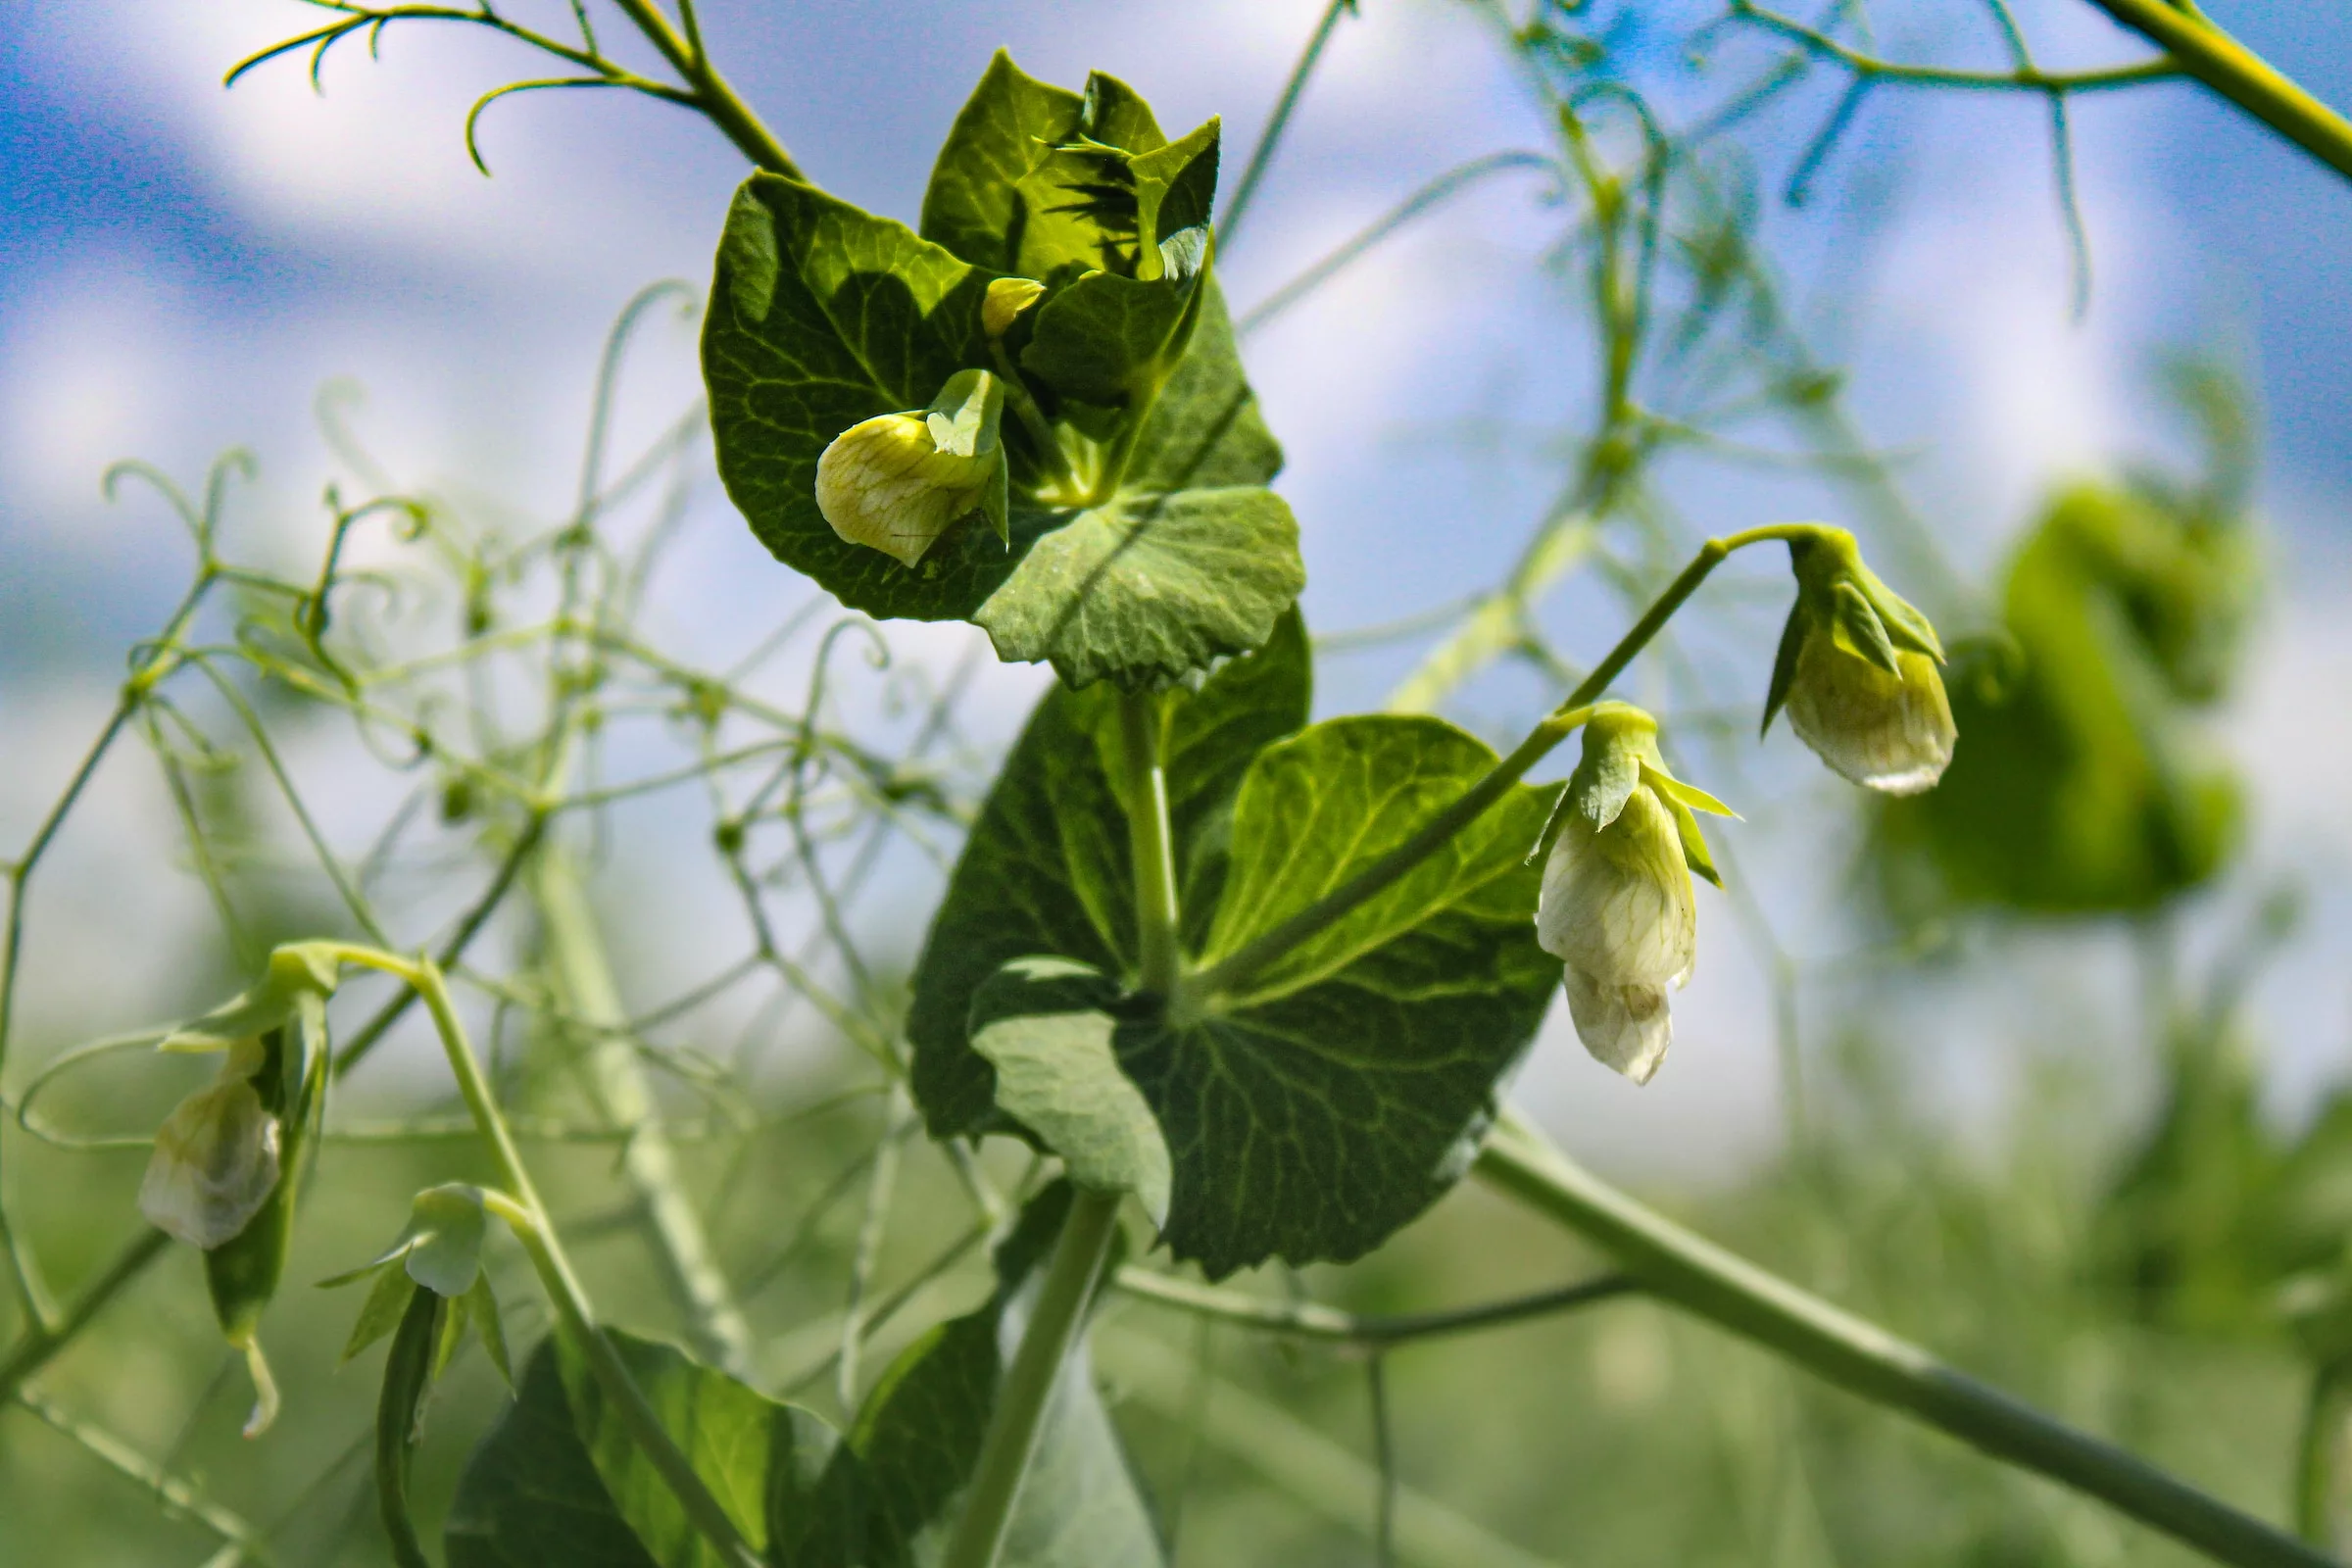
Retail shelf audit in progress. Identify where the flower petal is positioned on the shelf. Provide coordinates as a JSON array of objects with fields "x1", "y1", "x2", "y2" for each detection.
[
  {"x1": 1537, "y1": 787, "x2": 1695, "y2": 987},
  {"x1": 138, "y1": 1081, "x2": 282, "y2": 1250},
  {"x1": 1564, "y1": 967, "x2": 1674, "y2": 1084},
  {"x1": 1785, "y1": 639, "x2": 1955, "y2": 795}
]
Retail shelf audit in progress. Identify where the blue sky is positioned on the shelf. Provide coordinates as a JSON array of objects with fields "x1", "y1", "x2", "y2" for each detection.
[{"x1": 7, "y1": 1, "x2": 2352, "y2": 1174}]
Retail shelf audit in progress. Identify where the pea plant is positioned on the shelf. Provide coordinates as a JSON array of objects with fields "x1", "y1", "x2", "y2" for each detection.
[{"x1": 8, "y1": 1, "x2": 2352, "y2": 1565}]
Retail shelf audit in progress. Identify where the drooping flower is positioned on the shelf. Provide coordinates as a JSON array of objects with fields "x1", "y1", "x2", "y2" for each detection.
[
  {"x1": 814, "y1": 368, "x2": 1007, "y2": 566},
  {"x1": 1536, "y1": 704, "x2": 1735, "y2": 1085},
  {"x1": 137, "y1": 943, "x2": 340, "y2": 1250},
  {"x1": 139, "y1": 1038, "x2": 283, "y2": 1249},
  {"x1": 1764, "y1": 528, "x2": 1955, "y2": 795}
]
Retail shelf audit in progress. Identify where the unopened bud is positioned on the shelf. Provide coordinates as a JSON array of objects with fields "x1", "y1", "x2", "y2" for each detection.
[
  {"x1": 814, "y1": 369, "x2": 1007, "y2": 566},
  {"x1": 1764, "y1": 529, "x2": 1955, "y2": 795},
  {"x1": 983, "y1": 276, "x2": 1045, "y2": 338}
]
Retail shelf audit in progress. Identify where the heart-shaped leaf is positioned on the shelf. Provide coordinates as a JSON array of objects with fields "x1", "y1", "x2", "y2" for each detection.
[
  {"x1": 908, "y1": 612, "x2": 1309, "y2": 1137},
  {"x1": 910, "y1": 619, "x2": 1558, "y2": 1276}
]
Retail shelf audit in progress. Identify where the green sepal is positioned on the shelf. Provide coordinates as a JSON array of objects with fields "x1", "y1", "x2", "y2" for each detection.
[
  {"x1": 338, "y1": 1261, "x2": 419, "y2": 1364},
  {"x1": 923, "y1": 368, "x2": 1009, "y2": 545},
  {"x1": 1760, "y1": 599, "x2": 1807, "y2": 736},
  {"x1": 465, "y1": 1272, "x2": 514, "y2": 1390},
  {"x1": 1640, "y1": 760, "x2": 1740, "y2": 819},
  {"x1": 1669, "y1": 798, "x2": 1723, "y2": 888},
  {"x1": 162, "y1": 941, "x2": 342, "y2": 1054},
  {"x1": 1830, "y1": 579, "x2": 1901, "y2": 674},
  {"x1": 1566, "y1": 703, "x2": 1657, "y2": 829}
]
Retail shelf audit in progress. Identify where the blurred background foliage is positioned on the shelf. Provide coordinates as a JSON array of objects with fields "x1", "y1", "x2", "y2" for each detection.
[{"x1": 4, "y1": 1, "x2": 2352, "y2": 1564}]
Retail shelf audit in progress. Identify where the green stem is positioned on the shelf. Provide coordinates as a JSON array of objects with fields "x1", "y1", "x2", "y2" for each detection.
[
  {"x1": 1112, "y1": 1265, "x2": 1636, "y2": 1348},
  {"x1": 1474, "y1": 1110, "x2": 2334, "y2": 1568},
  {"x1": 368, "y1": 952, "x2": 761, "y2": 1568},
  {"x1": 607, "y1": 0, "x2": 804, "y2": 177},
  {"x1": 533, "y1": 850, "x2": 756, "y2": 1379},
  {"x1": 2078, "y1": 0, "x2": 2352, "y2": 185},
  {"x1": 940, "y1": 687, "x2": 1179, "y2": 1568},
  {"x1": 1118, "y1": 691, "x2": 1183, "y2": 995},
  {"x1": 1221, "y1": 0, "x2": 1358, "y2": 249},
  {"x1": 1191, "y1": 522, "x2": 1824, "y2": 1001},
  {"x1": 939, "y1": 1189, "x2": 1124, "y2": 1568},
  {"x1": 2296, "y1": 1358, "x2": 2352, "y2": 1548}
]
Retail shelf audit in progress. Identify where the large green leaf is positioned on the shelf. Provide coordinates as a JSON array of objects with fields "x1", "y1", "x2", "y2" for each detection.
[
  {"x1": 907, "y1": 612, "x2": 1308, "y2": 1140},
  {"x1": 915, "y1": 643, "x2": 1555, "y2": 1275},
  {"x1": 975, "y1": 485, "x2": 1301, "y2": 689},
  {"x1": 447, "y1": 1329, "x2": 835, "y2": 1568},
  {"x1": 834, "y1": 1184, "x2": 1162, "y2": 1568},
  {"x1": 703, "y1": 174, "x2": 1016, "y2": 625}
]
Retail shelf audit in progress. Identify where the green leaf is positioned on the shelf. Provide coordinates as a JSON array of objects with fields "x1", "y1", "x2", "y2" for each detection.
[
  {"x1": 1159, "y1": 716, "x2": 1557, "y2": 1273},
  {"x1": 448, "y1": 1330, "x2": 842, "y2": 1568},
  {"x1": 1119, "y1": 281, "x2": 1282, "y2": 493},
  {"x1": 704, "y1": 173, "x2": 1015, "y2": 623},
  {"x1": 928, "y1": 704, "x2": 1556, "y2": 1278},
  {"x1": 976, "y1": 485, "x2": 1301, "y2": 689},
  {"x1": 559, "y1": 1333, "x2": 780, "y2": 1568},
  {"x1": 970, "y1": 957, "x2": 1173, "y2": 1225},
  {"x1": 378, "y1": 1284, "x2": 446, "y2": 1568},
  {"x1": 705, "y1": 173, "x2": 1299, "y2": 688},
  {"x1": 1020, "y1": 268, "x2": 1203, "y2": 416},
  {"x1": 919, "y1": 54, "x2": 1171, "y2": 278},
  {"x1": 835, "y1": 1184, "x2": 1163, "y2": 1567},
  {"x1": 907, "y1": 612, "x2": 1309, "y2": 1140}
]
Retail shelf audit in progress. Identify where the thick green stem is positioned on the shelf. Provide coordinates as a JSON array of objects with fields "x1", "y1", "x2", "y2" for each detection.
[
  {"x1": 940, "y1": 687, "x2": 1178, "y2": 1568},
  {"x1": 2296, "y1": 1359, "x2": 2352, "y2": 1549},
  {"x1": 939, "y1": 1189, "x2": 1124, "y2": 1568},
  {"x1": 534, "y1": 850, "x2": 755, "y2": 1378},
  {"x1": 390, "y1": 955, "x2": 760, "y2": 1568},
  {"x1": 2079, "y1": 0, "x2": 2352, "y2": 186},
  {"x1": 1474, "y1": 1110, "x2": 2333, "y2": 1568},
  {"x1": 1191, "y1": 523, "x2": 1823, "y2": 1001}
]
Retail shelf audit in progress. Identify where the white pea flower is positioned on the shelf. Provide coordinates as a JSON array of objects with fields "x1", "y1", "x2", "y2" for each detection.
[
  {"x1": 136, "y1": 943, "x2": 340, "y2": 1250},
  {"x1": 140, "y1": 1037, "x2": 282, "y2": 1250},
  {"x1": 1537, "y1": 704, "x2": 1735, "y2": 1086},
  {"x1": 1765, "y1": 528, "x2": 1955, "y2": 795},
  {"x1": 814, "y1": 368, "x2": 1007, "y2": 566}
]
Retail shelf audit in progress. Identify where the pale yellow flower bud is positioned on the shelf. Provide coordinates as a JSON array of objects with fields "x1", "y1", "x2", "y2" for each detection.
[
  {"x1": 1764, "y1": 528, "x2": 1956, "y2": 796},
  {"x1": 1784, "y1": 640, "x2": 1955, "y2": 796},
  {"x1": 983, "y1": 276, "x2": 1045, "y2": 338},
  {"x1": 814, "y1": 369, "x2": 1007, "y2": 566}
]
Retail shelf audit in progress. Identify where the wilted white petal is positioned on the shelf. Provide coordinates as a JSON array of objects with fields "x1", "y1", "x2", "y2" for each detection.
[
  {"x1": 814, "y1": 413, "x2": 994, "y2": 567},
  {"x1": 139, "y1": 1081, "x2": 282, "y2": 1249},
  {"x1": 1563, "y1": 968, "x2": 1674, "y2": 1084},
  {"x1": 1785, "y1": 641, "x2": 1955, "y2": 796},
  {"x1": 1537, "y1": 787, "x2": 1696, "y2": 987}
]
